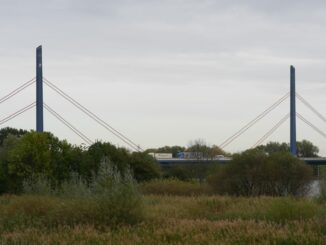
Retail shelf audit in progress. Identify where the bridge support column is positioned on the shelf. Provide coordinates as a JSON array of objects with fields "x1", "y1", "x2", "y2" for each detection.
[
  {"x1": 36, "y1": 46, "x2": 44, "y2": 132},
  {"x1": 290, "y1": 65, "x2": 296, "y2": 156}
]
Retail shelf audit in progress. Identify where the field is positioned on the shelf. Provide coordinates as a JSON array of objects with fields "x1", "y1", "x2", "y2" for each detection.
[{"x1": 0, "y1": 193, "x2": 325, "y2": 244}]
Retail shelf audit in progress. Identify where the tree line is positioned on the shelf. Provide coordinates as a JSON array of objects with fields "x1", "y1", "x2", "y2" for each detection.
[
  {"x1": 0, "y1": 127, "x2": 320, "y2": 195},
  {"x1": 0, "y1": 127, "x2": 160, "y2": 194}
]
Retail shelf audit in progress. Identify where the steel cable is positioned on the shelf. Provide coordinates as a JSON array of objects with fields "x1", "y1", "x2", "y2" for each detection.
[
  {"x1": 0, "y1": 78, "x2": 35, "y2": 105},
  {"x1": 0, "y1": 102, "x2": 36, "y2": 126},
  {"x1": 219, "y1": 92, "x2": 290, "y2": 149},
  {"x1": 43, "y1": 78, "x2": 142, "y2": 151},
  {"x1": 252, "y1": 113, "x2": 290, "y2": 148},
  {"x1": 296, "y1": 113, "x2": 326, "y2": 138},
  {"x1": 296, "y1": 93, "x2": 326, "y2": 124},
  {"x1": 44, "y1": 103, "x2": 93, "y2": 145}
]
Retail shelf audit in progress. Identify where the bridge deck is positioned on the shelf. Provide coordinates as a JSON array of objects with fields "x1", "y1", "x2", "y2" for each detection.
[{"x1": 157, "y1": 158, "x2": 326, "y2": 165}]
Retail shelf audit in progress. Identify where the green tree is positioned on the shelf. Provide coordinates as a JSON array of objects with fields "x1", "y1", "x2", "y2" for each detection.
[
  {"x1": 0, "y1": 134, "x2": 20, "y2": 193},
  {"x1": 255, "y1": 142, "x2": 289, "y2": 155},
  {"x1": 129, "y1": 152, "x2": 161, "y2": 181},
  {"x1": 87, "y1": 141, "x2": 130, "y2": 176},
  {"x1": 297, "y1": 140, "x2": 319, "y2": 157},
  {"x1": 0, "y1": 127, "x2": 27, "y2": 146},
  {"x1": 4, "y1": 131, "x2": 81, "y2": 192}
]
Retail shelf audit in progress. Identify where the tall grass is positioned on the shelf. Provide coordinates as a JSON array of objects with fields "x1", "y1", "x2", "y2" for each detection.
[
  {"x1": 0, "y1": 195, "x2": 325, "y2": 244},
  {"x1": 0, "y1": 161, "x2": 143, "y2": 230}
]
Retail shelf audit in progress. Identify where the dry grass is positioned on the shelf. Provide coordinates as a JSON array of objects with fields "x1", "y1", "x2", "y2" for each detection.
[{"x1": 0, "y1": 195, "x2": 325, "y2": 244}]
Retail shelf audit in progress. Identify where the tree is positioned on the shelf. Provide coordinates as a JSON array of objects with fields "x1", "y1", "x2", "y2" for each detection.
[
  {"x1": 297, "y1": 140, "x2": 319, "y2": 157},
  {"x1": 87, "y1": 141, "x2": 130, "y2": 176},
  {"x1": 129, "y1": 152, "x2": 161, "y2": 181},
  {"x1": 255, "y1": 140, "x2": 319, "y2": 157},
  {"x1": 4, "y1": 131, "x2": 82, "y2": 192},
  {"x1": 0, "y1": 134, "x2": 20, "y2": 193},
  {"x1": 255, "y1": 142, "x2": 289, "y2": 155},
  {"x1": 0, "y1": 127, "x2": 27, "y2": 146},
  {"x1": 187, "y1": 139, "x2": 210, "y2": 159}
]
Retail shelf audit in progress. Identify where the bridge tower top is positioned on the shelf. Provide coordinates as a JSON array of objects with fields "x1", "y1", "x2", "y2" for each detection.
[
  {"x1": 36, "y1": 45, "x2": 43, "y2": 132},
  {"x1": 290, "y1": 65, "x2": 296, "y2": 156}
]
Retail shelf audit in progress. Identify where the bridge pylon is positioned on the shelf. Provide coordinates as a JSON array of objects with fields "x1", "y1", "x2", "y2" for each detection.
[
  {"x1": 36, "y1": 46, "x2": 44, "y2": 132},
  {"x1": 290, "y1": 65, "x2": 297, "y2": 156}
]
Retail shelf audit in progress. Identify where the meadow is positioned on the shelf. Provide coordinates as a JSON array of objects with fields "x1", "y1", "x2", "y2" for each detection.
[{"x1": 0, "y1": 182, "x2": 325, "y2": 244}]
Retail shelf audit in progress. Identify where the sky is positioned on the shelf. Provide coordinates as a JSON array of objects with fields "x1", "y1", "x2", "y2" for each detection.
[{"x1": 0, "y1": 0, "x2": 325, "y2": 155}]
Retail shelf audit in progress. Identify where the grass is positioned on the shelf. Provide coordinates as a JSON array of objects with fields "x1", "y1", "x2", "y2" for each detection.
[{"x1": 0, "y1": 194, "x2": 325, "y2": 244}]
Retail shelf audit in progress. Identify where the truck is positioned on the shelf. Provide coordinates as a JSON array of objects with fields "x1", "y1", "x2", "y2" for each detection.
[{"x1": 148, "y1": 153, "x2": 173, "y2": 159}]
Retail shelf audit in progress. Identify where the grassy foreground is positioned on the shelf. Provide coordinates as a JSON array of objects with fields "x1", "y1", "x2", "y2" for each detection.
[{"x1": 0, "y1": 194, "x2": 325, "y2": 244}]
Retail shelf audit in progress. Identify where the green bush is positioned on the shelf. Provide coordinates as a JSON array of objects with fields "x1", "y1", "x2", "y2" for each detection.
[
  {"x1": 129, "y1": 152, "x2": 161, "y2": 182},
  {"x1": 318, "y1": 179, "x2": 326, "y2": 202},
  {"x1": 11, "y1": 160, "x2": 144, "y2": 228},
  {"x1": 208, "y1": 150, "x2": 313, "y2": 196},
  {"x1": 141, "y1": 178, "x2": 211, "y2": 196}
]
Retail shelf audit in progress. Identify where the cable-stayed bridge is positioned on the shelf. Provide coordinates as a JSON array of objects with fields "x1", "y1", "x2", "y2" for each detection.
[{"x1": 1, "y1": 46, "x2": 326, "y2": 165}]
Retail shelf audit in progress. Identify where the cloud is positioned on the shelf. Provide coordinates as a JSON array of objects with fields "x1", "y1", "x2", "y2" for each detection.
[{"x1": 0, "y1": 0, "x2": 325, "y2": 154}]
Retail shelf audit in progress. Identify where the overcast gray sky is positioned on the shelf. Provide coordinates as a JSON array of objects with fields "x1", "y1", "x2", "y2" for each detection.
[{"x1": 0, "y1": 0, "x2": 325, "y2": 155}]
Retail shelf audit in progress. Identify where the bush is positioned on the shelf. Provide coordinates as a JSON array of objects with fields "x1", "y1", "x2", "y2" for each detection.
[
  {"x1": 162, "y1": 165, "x2": 214, "y2": 181},
  {"x1": 318, "y1": 179, "x2": 326, "y2": 202},
  {"x1": 140, "y1": 178, "x2": 211, "y2": 196},
  {"x1": 129, "y1": 152, "x2": 161, "y2": 182},
  {"x1": 15, "y1": 160, "x2": 143, "y2": 228},
  {"x1": 208, "y1": 150, "x2": 313, "y2": 196}
]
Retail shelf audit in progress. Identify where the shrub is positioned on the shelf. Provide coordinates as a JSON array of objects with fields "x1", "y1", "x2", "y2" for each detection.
[
  {"x1": 128, "y1": 152, "x2": 161, "y2": 182},
  {"x1": 141, "y1": 178, "x2": 211, "y2": 196},
  {"x1": 162, "y1": 165, "x2": 214, "y2": 181},
  {"x1": 318, "y1": 179, "x2": 326, "y2": 202},
  {"x1": 208, "y1": 150, "x2": 313, "y2": 196},
  {"x1": 15, "y1": 160, "x2": 143, "y2": 228}
]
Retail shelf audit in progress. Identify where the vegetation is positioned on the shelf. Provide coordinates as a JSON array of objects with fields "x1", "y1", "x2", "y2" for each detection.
[
  {"x1": 145, "y1": 139, "x2": 228, "y2": 159},
  {"x1": 0, "y1": 127, "x2": 160, "y2": 194},
  {"x1": 141, "y1": 178, "x2": 211, "y2": 196},
  {"x1": 319, "y1": 178, "x2": 326, "y2": 202},
  {"x1": 0, "y1": 195, "x2": 325, "y2": 244},
  {"x1": 0, "y1": 127, "x2": 324, "y2": 243},
  {"x1": 208, "y1": 149, "x2": 314, "y2": 196},
  {"x1": 1, "y1": 160, "x2": 143, "y2": 229},
  {"x1": 256, "y1": 140, "x2": 320, "y2": 157}
]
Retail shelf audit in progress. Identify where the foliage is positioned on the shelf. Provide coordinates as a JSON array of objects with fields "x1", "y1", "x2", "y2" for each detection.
[
  {"x1": 187, "y1": 139, "x2": 227, "y2": 159},
  {"x1": 0, "y1": 195, "x2": 325, "y2": 244},
  {"x1": 162, "y1": 166, "x2": 192, "y2": 181},
  {"x1": 146, "y1": 140, "x2": 227, "y2": 159},
  {"x1": 0, "y1": 135, "x2": 20, "y2": 193},
  {"x1": 3, "y1": 131, "x2": 82, "y2": 193},
  {"x1": 255, "y1": 141, "x2": 289, "y2": 155},
  {"x1": 128, "y1": 152, "x2": 161, "y2": 181},
  {"x1": 162, "y1": 164, "x2": 217, "y2": 181},
  {"x1": 208, "y1": 150, "x2": 314, "y2": 196},
  {"x1": 12, "y1": 160, "x2": 143, "y2": 228},
  {"x1": 318, "y1": 179, "x2": 326, "y2": 202},
  {"x1": 141, "y1": 178, "x2": 211, "y2": 196},
  {"x1": 0, "y1": 127, "x2": 27, "y2": 146},
  {"x1": 0, "y1": 130, "x2": 161, "y2": 194},
  {"x1": 87, "y1": 141, "x2": 130, "y2": 175},
  {"x1": 256, "y1": 140, "x2": 319, "y2": 157},
  {"x1": 297, "y1": 140, "x2": 319, "y2": 157},
  {"x1": 87, "y1": 141, "x2": 160, "y2": 182}
]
